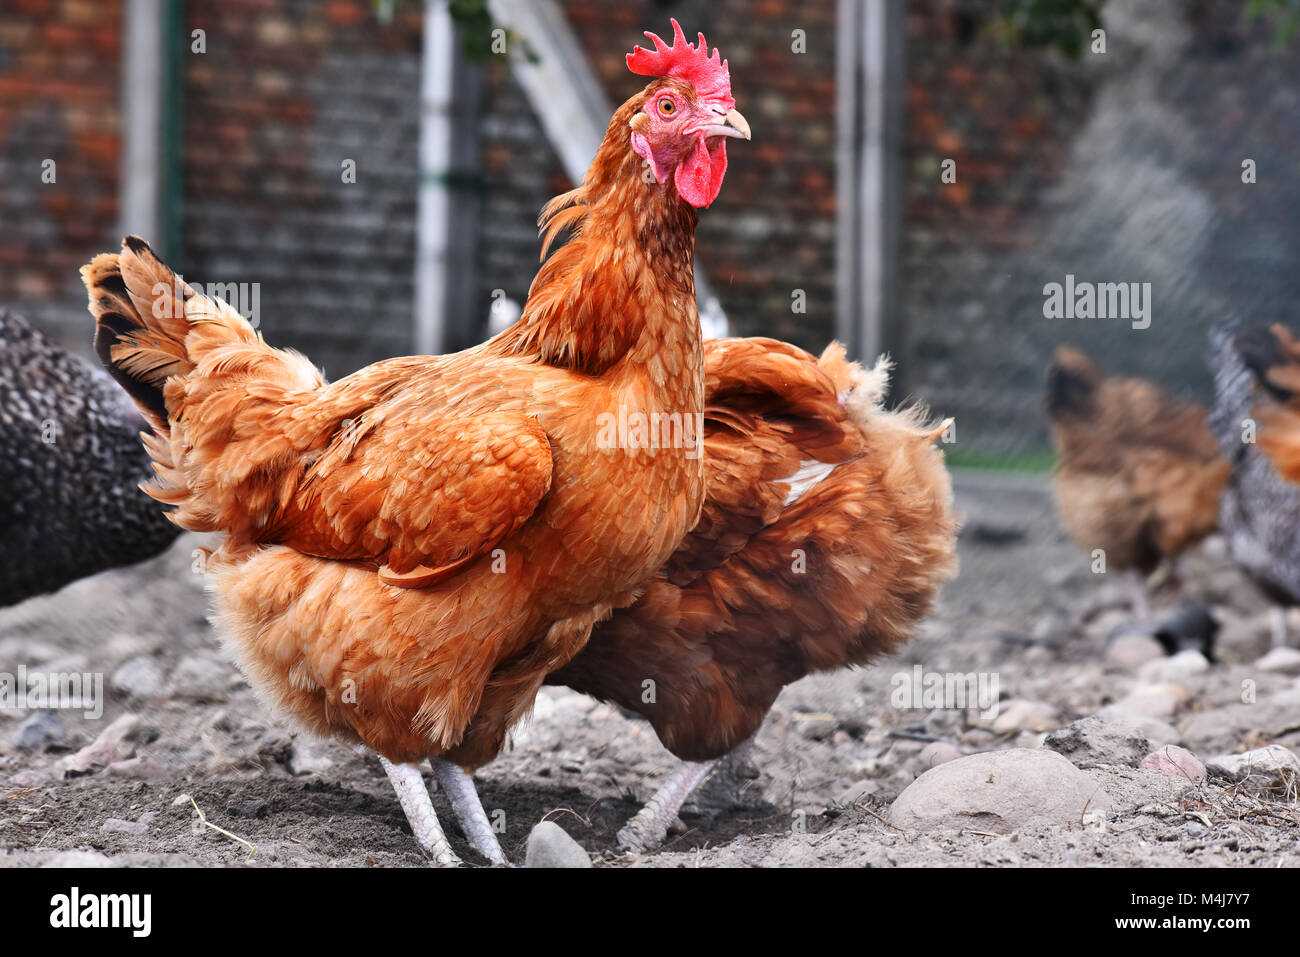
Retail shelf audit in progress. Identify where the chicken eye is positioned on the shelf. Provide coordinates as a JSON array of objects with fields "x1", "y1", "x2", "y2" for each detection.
[{"x1": 657, "y1": 98, "x2": 676, "y2": 117}]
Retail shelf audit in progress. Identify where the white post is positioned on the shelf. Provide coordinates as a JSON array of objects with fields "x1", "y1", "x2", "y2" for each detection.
[
  {"x1": 119, "y1": 0, "x2": 164, "y2": 242},
  {"x1": 414, "y1": 0, "x2": 456, "y2": 356},
  {"x1": 837, "y1": 0, "x2": 904, "y2": 362},
  {"x1": 835, "y1": 0, "x2": 861, "y2": 351}
]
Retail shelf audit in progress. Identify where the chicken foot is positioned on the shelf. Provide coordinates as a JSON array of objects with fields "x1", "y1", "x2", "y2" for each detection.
[
  {"x1": 617, "y1": 759, "x2": 718, "y2": 852},
  {"x1": 431, "y1": 758, "x2": 508, "y2": 865},
  {"x1": 378, "y1": 755, "x2": 461, "y2": 866}
]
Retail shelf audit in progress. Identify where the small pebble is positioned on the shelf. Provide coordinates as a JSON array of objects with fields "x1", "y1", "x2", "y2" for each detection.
[
  {"x1": 13, "y1": 711, "x2": 66, "y2": 752},
  {"x1": 111, "y1": 656, "x2": 165, "y2": 699},
  {"x1": 991, "y1": 699, "x2": 1059, "y2": 734},
  {"x1": 1256, "y1": 646, "x2": 1300, "y2": 675},
  {"x1": 917, "y1": 741, "x2": 961, "y2": 770},
  {"x1": 1140, "y1": 745, "x2": 1206, "y2": 783},
  {"x1": 837, "y1": 779, "x2": 880, "y2": 804},
  {"x1": 101, "y1": 817, "x2": 150, "y2": 836},
  {"x1": 1107, "y1": 683, "x2": 1186, "y2": 720},
  {"x1": 1105, "y1": 633, "x2": 1165, "y2": 669},
  {"x1": 289, "y1": 739, "x2": 335, "y2": 776},
  {"x1": 169, "y1": 653, "x2": 235, "y2": 701},
  {"x1": 1137, "y1": 650, "x2": 1210, "y2": 684},
  {"x1": 58, "y1": 713, "x2": 140, "y2": 776}
]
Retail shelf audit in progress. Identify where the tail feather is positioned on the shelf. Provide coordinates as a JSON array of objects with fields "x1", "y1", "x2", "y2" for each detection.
[
  {"x1": 81, "y1": 236, "x2": 257, "y2": 435},
  {"x1": 82, "y1": 237, "x2": 324, "y2": 537}
]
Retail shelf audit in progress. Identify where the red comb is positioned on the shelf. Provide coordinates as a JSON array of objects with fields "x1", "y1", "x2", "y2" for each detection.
[{"x1": 626, "y1": 19, "x2": 734, "y2": 109}]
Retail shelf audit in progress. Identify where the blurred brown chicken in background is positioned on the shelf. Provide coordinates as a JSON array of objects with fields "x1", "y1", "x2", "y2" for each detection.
[{"x1": 1045, "y1": 346, "x2": 1229, "y2": 619}]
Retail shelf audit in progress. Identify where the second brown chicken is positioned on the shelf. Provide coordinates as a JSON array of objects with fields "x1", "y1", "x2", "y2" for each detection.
[
  {"x1": 548, "y1": 337, "x2": 959, "y2": 850},
  {"x1": 1045, "y1": 346, "x2": 1229, "y2": 618}
]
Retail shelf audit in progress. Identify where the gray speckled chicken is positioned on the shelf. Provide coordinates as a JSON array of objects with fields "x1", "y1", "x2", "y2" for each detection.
[
  {"x1": 0, "y1": 308, "x2": 180, "y2": 606},
  {"x1": 1208, "y1": 320, "x2": 1300, "y2": 645}
]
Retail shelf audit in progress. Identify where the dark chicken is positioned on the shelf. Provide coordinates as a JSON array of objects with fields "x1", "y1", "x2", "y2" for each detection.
[
  {"x1": 1209, "y1": 321, "x2": 1300, "y2": 647},
  {"x1": 0, "y1": 308, "x2": 179, "y2": 606}
]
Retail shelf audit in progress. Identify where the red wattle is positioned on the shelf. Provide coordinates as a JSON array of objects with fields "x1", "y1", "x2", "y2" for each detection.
[{"x1": 675, "y1": 136, "x2": 728, "y2": 208}]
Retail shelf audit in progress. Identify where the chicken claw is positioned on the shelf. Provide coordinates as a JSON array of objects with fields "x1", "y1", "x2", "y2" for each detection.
[
  {"x1": 378, "y1": 755, "x2": 461, "y2": 866},
  {"x1": 432, "y1": 758, "x2": 508, "y2": 865},
  {"x1": 618, "y1": 759, "x2": 717, "y2": 852}
]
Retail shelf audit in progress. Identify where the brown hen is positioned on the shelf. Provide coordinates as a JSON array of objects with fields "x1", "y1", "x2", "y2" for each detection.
[
  {"x1": 548, "y1": 338, "x2": 959, "y2": 849},
  {"x1": 1046, "y1": 345, "x2": 1229, "y2": 618},
  {"x1": 81, "y1": 20, "x2": 750, "y2": 865}
]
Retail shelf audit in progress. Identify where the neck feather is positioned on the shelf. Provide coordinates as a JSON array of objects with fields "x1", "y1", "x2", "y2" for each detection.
[{"x1": 491, "y1": 95, "x2": 700, "y2": 376}]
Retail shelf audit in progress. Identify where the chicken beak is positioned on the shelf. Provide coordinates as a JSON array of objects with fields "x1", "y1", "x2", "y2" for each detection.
[
  {"x1": 704, "y1": 108, "x2": 752, "y2": 141},
  {"x1": 724, "y1": 109, "x2": 752, "y2": 141}
]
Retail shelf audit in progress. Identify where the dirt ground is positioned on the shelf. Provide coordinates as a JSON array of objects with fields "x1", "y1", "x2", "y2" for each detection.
[{"x1": 2, "y1": 470, "x2": 1298, "y2": 868}]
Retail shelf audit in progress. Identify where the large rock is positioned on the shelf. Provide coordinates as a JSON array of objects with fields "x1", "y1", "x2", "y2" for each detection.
[
  {"x1": 888, "y1": 749, "x2": 1112, "y2": 834},
  {"x1": 1206, "y1": 745, "x2": 1300, "y2": 796},
  {"x1": 1043, "y1": 715, "x2": 1149, "y2": 768},
  {"x1": 524, "y1": 821, "x2": 593, "y2": 868},
  {"x1": 1102, "y1": 683, "x2": 1186, "y2": 720},
  {"x1": 1181, "y1": 687, "x2": 1300, "y2": 752}
]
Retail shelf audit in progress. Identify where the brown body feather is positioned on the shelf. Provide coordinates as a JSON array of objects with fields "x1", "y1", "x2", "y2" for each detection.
[
  {"x1": 548, "y1": 339, "x2": 958, "y2": 762},
  {"x1": 82, "y1": 81, "x2": 717, "y2": 769},
  {"x1": 1045, "y1": 346, "x2": 1229, "y2": 575}
]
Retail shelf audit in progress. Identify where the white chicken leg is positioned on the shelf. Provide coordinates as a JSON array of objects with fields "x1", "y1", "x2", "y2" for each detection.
[
  {"x1": 432, "y1": 758, "x2": 508, "y2": 865},
  {"x1": 618, "y1": 759, "x2": 718, "y2": 852},
  {"x1": 378, "y1": 755, "x2": 461, "y2": 866}
]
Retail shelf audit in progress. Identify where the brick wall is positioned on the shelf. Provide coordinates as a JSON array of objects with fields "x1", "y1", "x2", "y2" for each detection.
[
  {"x1": 181, "y1": 0, "x2": 424, "y2": 379},
  {"x1": 7, "y1": 1, "x2": 1299, "y2": 461},
  {"x1": 900, "y1": 0, "x2": 1300, "y2": 457},
  {"x1": 0, "y1": 0, "x2": 122, "y2": 351}
]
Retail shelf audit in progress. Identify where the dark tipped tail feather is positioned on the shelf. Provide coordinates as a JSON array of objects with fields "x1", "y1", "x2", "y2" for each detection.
[
  {"x1": 81, "y1": 237, "x2": 194, "y2": 433},
  {"x1": 1045, "y1": 346, "x2": 1101, "y2": 421},
  {"x1": 1234, "y1": 323, "x2": 1295, "y2": 403}
]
